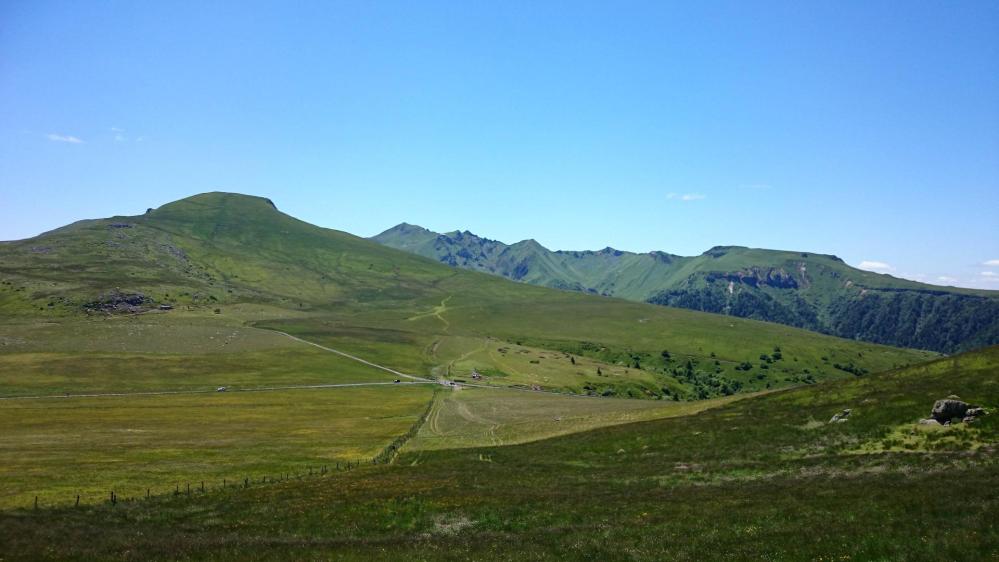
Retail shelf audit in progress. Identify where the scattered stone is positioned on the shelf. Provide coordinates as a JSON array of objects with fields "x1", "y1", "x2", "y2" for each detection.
[
  {"x1": 829, "y1": 408, "x2": 852, "y2": 423},
  {"x1": 962, "y1": 407, "x2": 987, "y2": 424},
  {"x1": 918, "y1": 418, "x2": 941, "y2": 426}
]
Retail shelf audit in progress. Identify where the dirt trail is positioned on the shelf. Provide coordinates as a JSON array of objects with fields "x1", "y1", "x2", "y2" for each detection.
[{"x1": 269, "y1": 330, "x2": 428, "y2": 381}]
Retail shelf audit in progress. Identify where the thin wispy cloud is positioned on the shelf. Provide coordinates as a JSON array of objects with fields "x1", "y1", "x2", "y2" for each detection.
[
  {"x1": 858, "y1": 260, "x2": 894, "y2": 272},
  {"x1": 47, "y1": 133, "x2": 83, "y2": 144},
  {"x1": 984, "y1": 259, "x2": 999, "y2": 266},
  {"x1": 982, "y1": 271, "x2": 997, "y2": 277},
  {"x1": 667, "y1": 193, "x2": 706, "y2": 202}
]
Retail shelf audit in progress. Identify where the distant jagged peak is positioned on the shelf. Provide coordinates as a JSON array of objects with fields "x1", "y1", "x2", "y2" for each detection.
[
  {"x1": 392, "y1": 222, "x2": 433, "y2": 233},
  {"x1": 648, "y1": 250, "x2": 680, "y2": 263},
  {"x1": 439, "y1": 229, "x2": 503, "y2": 245},
  {"x1": 511, "y1": 238, "x2": 549, "y2": 252}
]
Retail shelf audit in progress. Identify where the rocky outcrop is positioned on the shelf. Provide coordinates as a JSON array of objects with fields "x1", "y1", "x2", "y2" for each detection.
[
  {"x1": 919, "y1": 397, "x2": 987, "y2": 425},
  {"x1": 931, "y1": 399, "x2": 969, "y2": 423},
  {"x1": 83, "y1": 290, "x2": 152, "y2": 314}
]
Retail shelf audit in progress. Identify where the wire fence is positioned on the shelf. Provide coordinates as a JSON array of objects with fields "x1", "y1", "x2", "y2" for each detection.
[{"x1": 20, "y1": 389, "x2": 441, "y2": 511}]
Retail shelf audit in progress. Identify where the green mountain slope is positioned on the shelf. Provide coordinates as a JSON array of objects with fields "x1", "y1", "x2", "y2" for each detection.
[
  {"x1": 373, "y1": 224, "x2": 999, "y2": 353},
  {"x1": 0, "y1": 192, "x2": 934, "y2": 399}
]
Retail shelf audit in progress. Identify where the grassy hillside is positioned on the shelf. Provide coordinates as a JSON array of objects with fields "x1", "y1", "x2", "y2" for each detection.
[
  {"x1": 373, "y1": 223, "x2": 999, "y2": 352},
  {"x1": 0, "y1": 192, "x2": 992, "y2": 560},
  {"x1": 3, "y1": 345, "x2": 995, "y2": 560},
  {"x1": 0, "y1": 192, "x2": 934, "y2": 401}
]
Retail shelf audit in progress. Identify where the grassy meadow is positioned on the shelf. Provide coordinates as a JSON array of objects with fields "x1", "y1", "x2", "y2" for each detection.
[
  {"x1": 411, "y1": 385, "x2": 743, "y2": 451},
  {"x1": 0, "y1": 312, "x2": 433, "y2": 509},
  {"x1": 0, "y1": 385, "x2": 434, "y2": 510},
  {"x1": 1, "y1": 346, "x2": 995, "y2": 560}
]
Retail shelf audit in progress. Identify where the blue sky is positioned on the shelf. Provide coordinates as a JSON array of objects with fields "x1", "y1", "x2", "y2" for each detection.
[{"x1": 1, "y1": 1, "x2": 997, "y2": 288}]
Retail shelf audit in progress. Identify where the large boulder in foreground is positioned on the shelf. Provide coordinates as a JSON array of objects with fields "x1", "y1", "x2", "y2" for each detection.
[{"x1": 931, "y1": 399, "x2": 969, "y2": 423}]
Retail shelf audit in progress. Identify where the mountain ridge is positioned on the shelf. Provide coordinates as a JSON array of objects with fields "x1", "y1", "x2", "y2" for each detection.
[{"x1": 372, "y1": 222, "x2": 999, "y2": 353}]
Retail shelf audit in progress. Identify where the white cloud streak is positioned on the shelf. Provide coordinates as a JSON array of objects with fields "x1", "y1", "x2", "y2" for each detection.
[
  {"x1": 47, "y1": 133, "x2": 83, "y2": 144},
  {"x1": 667, "y1": 193, "x2": 706, "y2": 202},
  {"x1": 984, "y1": 259, "x2": 999, "y2": 266}
]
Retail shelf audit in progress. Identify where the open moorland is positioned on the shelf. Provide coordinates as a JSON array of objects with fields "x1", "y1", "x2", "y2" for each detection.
[
  {"x1": 1, "y1": 345, "x2": 996, "y2": 560},
  {"x1": 0, "y1": 193, "x2": 994, "y2": 560}
]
